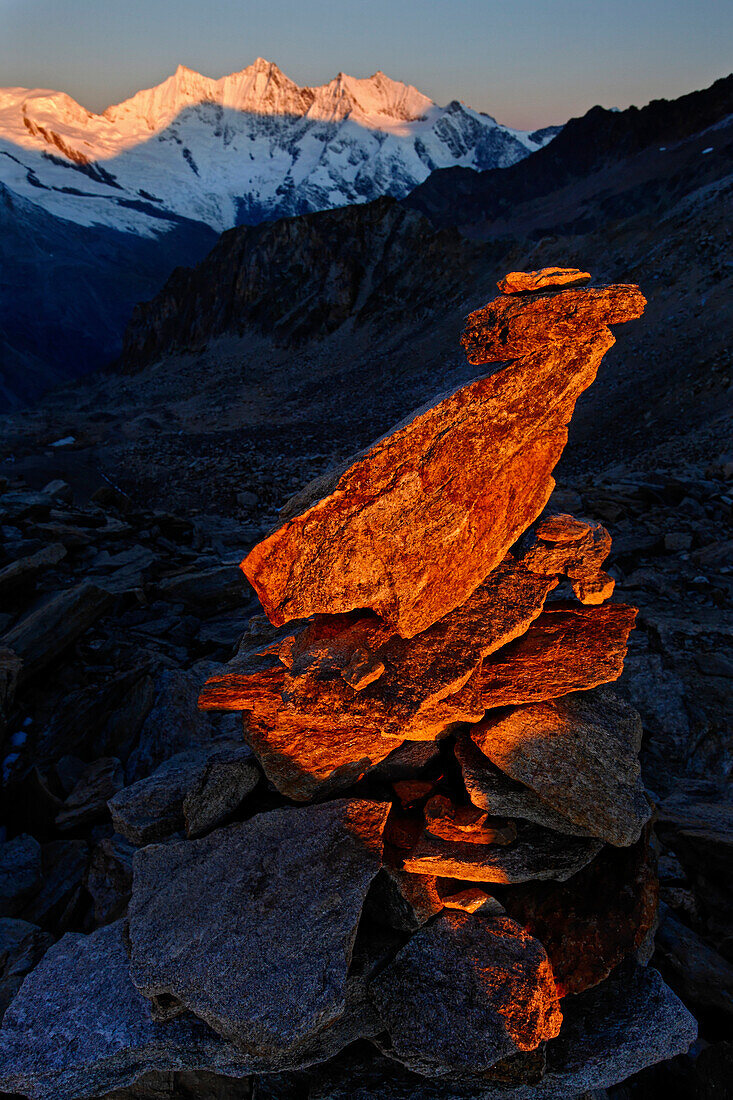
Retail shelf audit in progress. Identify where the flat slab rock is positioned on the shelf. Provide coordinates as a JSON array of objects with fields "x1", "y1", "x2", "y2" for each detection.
[
  {"x1": 242, "y1": 280, "x2": 644, "y2": 637},
  {"x1": 496, "y1": 268, "x2": 592, "y2": 295},
  {"x1": 422, "y1": 603, "x2": 637, "y2": 729},
  {"x1": 0, "y1": 920, "x2": 378, "y2": 1100},
  {"x1": 468, "y1": 687, "x2": 650, "y2": 847},
  {"x1": 402, "y1": 816, "x2": 602, "y2": 884},
  {"x1": 369, "y1": 910, "x2": 562, "y2": 1076},
  {"x1": 108, "y1": 740, "x2": 259, "y2": 845},
  {"x1": 128, "y1": 799, "x2": 390, "y2": 1057}
]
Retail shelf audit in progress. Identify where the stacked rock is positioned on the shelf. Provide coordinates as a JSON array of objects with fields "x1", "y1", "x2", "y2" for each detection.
[{"x1": 0, "y1": 269, "x2": 697, "y2": 1100}]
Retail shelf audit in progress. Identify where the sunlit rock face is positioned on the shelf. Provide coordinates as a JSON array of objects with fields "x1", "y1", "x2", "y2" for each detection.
[
  {"x1": 0, "y1": 268, "x2": 697, "y2": 1100},
  {"x1": 242, "y1": 280, "x2": 645, "y2": 637}
]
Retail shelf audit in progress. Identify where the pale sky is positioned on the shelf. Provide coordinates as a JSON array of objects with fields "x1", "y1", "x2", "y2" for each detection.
[{"x1": 0, "y1": 0, "x2": 730, "y2": 129}]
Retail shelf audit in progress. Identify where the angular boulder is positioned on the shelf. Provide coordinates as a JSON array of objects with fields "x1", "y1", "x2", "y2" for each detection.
[
  {"x1": 127, "y1": 800, "x2": 390, "y2": 1056},
  {"x1": 299, "y1": 967, "x2": 695, "y2": 1099},
  {"x1": 369, "y1": 911, "x2": 562, "y2": 1076},
  {"x1": 55, "y1": 757, "x2": 124, "y2": 832},
  {"x1": 242, "y1": 282, "x2": 645, "y2": 637},
  {"x1": 0, "y1": 920, "x2": 252, "y2": 1100},
  {"x1": 516, "y1": 513, "x2": 615, "y2": 605},
  {"x1": 0, "y1": 919, "x2": 378, "y2": 1100},
  {"x1": 455, "y1": 733, "x2": 595, "y2": 837},
  {"x1": 0, "y1": 918, "x2": 53, "y2": 1021},
  {"x1": 108, "y1": 741, "x2": 259, "y2": 845},
  {"x1": 468, "y1": 687, "x2": 651, "y2": 846}
]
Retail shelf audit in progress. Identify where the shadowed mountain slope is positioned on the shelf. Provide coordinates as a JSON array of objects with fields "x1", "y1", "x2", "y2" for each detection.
[{"x1": 405, "y1": 73, "x2": 733, "y2": 230}]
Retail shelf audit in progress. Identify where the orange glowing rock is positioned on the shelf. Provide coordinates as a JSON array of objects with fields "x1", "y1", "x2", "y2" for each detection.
[
  {"x1": 417, "y1": 602, "x2": 637, "y2": 729},
  {"x1": 516, "y1": 514, "x2": 615, "y2": 606},
  {"x1": 241, "y1": 280, "x2": 645, "y2": 638},
  {"x1": 198, "y1": 597, "x2": 636, "y2": 800},
  {"x1": 197, "y1": 556, "x2": 561, "y2": 797},
  {"x1": 497, "y1": 268, "x2": 591, "y2": 294},
  {"x1": 440, "y1": 886, "x2": 499, "y2": 914},
  {"x1": 423, "y1": 794, "x2": 516, "y2": 846},
  {"x1": 241, "y1": 712, "x2": 402, "y2": 802}
]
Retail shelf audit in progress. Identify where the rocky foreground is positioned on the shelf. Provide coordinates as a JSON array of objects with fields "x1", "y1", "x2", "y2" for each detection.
[{"x1": 0, "y1": 269, "x2": 730, "y2": 1098}]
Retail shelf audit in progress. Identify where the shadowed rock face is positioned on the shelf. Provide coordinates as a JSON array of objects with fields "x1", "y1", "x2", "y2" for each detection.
[
  {"x1": 455, "y1": 734, "x2": 597, "y2": 838},
  {"x1": 241, "y1": 281, "x2": 645, "y2": 637},
  {"x1": 127, "y1": 800, "x2": 390, "y2": 1056},
  {"x1": 500, "y1": 831, "x2": 659, "y2": 997},
  {"x1": 466, "y1": 687, "x2": 651, "y2": 847},
  {"x1": 107, "y1": 740, "x2": 259, "y2": 845}
]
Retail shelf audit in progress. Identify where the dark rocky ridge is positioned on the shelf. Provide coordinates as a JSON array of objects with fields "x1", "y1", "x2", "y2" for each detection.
[
  {"x1": 405, "y1": 72, "x2": 733, "y2": 229},
  {"x1": 120, "y1": 199, "x2": 485, "y2": 370}
]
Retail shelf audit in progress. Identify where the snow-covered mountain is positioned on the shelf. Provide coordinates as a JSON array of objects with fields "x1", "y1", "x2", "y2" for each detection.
[{"x1": 0, "y1": 59, "x2": 558, "y2": 235}]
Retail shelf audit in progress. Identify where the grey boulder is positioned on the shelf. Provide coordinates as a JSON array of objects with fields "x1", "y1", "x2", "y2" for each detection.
[
  {"x1": 128, "y1": 799, "x2": 390, "y2": 1057},
  {"x1": 108, "y1": 740, "x2": 259, "y2": 845},
  {"x1": 468, "y1": 688, "x2": 651, "y2": 847},
  {"x1": 369, "y1": 910, "x2": 562, "y2": 1077},
  {"x1": 455, "y1": 734, "x2": 594, "y2": 837},
  {"x1": 0, "y1": 919, "x2": 379, "y2": 1100}
]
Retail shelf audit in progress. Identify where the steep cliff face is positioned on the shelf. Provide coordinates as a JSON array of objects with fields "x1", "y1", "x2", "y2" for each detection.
[{"x1": 120, "y1": 198, "x2": 485, "y2": 369}]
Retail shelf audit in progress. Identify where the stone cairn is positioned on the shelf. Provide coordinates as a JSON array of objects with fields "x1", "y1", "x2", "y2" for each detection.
[{"x1": 0, "y1": 268, "x2": 697, "y2": 1100}]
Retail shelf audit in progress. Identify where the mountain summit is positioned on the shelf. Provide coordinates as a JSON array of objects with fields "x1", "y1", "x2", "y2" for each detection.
[{"x1": 0, "y1": 59, "x2": 556, "y2": 235}]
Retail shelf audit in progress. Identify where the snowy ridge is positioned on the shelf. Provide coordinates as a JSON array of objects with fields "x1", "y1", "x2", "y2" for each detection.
[{"x1": 0, "y1": 59, "x2": 558, "y2": 236}]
